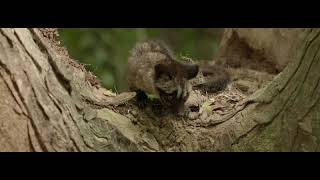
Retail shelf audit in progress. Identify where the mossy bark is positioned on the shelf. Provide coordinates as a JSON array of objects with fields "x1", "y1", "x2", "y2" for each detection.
[{"x1": 0, "y1": 28, "x2": 318, "y2": 152}]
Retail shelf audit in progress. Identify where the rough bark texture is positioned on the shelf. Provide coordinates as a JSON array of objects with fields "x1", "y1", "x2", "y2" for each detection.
[
  {"x1": 216, "y1": 28, "x2": 304, "y2": 74},
  {"x1": 0, "y1": 28, "x2": 319, "y2": 152}
]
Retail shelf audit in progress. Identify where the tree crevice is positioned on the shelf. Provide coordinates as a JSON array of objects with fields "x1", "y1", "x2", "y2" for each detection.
[{"x1": 0, "y1": 28, "x2": 319, "y2": 151}]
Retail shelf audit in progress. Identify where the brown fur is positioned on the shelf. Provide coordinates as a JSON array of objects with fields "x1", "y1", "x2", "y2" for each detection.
[
  {"x1": 192, "y1": 63, "x2": 230, "y2": 93},
  {"x1": 127, "y1": 40, "x2": 199, "y2": 113}
]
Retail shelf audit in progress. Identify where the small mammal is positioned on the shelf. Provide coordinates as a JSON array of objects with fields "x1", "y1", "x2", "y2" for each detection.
[{"x1": 127, "y1": 40, "x2": 199, "y2": 114}]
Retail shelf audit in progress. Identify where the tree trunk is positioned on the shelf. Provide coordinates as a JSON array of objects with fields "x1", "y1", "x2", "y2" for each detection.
[
  {"x1": 0, "y1": 28, "x2": 319, "y2": 152},
  {"x1": 216, "y1": 28, "x2": 304, "y2": 74}
]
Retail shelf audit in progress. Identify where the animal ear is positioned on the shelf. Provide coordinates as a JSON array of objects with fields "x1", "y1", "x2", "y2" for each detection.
[{"x1": 182, "y1": 64, "x2": 199, "y2": 80}]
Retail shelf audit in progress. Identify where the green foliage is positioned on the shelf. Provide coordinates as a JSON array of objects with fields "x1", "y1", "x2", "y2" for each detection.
[{"x1": 58, "y1": 28, "x2": 222, "y2": 92}]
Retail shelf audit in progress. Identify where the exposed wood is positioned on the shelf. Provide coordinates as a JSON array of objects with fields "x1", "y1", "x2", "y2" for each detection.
[{"x1": 0, "y1": 28, "x2": 318, "y2": 152}]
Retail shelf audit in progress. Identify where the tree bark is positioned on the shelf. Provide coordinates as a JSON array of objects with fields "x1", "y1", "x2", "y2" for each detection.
[
  {"x1": 216, "y1": 28, "x2": 304, "y2": 74},
  {"x1": 0, "y1": 28, "x2": 319, "y2": 152}
]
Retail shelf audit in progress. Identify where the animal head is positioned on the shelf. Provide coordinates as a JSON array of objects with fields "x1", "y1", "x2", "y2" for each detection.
[{"x1": 154, "y1": 62, "x2": 199, "y2": 99}]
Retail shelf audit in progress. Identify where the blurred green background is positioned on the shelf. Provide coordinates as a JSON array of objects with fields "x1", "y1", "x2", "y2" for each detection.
[{"x1": 58, "y1": 28, "x2": 223, "y2": 92}]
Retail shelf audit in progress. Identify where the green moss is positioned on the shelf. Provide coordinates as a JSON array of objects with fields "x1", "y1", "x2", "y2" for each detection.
[{"x1": 59, "y1": 28, "x2": 222, "y2": 92}]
